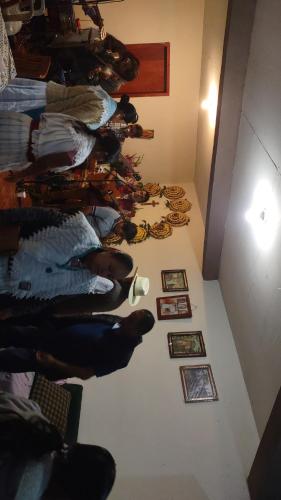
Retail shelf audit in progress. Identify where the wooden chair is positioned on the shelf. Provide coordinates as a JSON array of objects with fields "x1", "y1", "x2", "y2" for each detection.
[{"x1": 13, "y1": 53, "x2": 51, "y2": 79}]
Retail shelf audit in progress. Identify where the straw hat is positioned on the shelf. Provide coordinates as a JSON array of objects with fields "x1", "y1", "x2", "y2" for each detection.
[{"x1": 128, "y1": 269, "x2": 150, "y2": 306}]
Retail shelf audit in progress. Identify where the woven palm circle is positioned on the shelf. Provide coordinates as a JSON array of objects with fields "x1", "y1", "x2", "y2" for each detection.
[
  {"x1": 166, "y1": 212, "x2": 190, "y2": 227},
  {"x1": 149, "y1": 221, "x2": 173, "y2": 239},
  {"x1": 162, "y1": 186, "x2": 185, "y2": 199},
  {"x1": 102, "y1": 233, "x2": 123, "y2": 246},
  {"x1": 144, "y1": 183, "x2": 161, "y2": 197},
  {"x1": 168, "y1": 198, "x2": 192, "y2": 213},
  {"x1": 129, "y1": 225, "x2": 148, "y2": 244}
]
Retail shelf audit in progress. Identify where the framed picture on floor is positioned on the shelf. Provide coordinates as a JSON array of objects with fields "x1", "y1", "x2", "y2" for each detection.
[
  {"x1": 161, "y1": 269, "x2": 188, "y2": 292},
  {"x1": 156, "y1": 295, "x2": 192, "y2": 320},
  {"x1": 168, "y1": 331, "x2": 206, "y2": 358},
  {"x1": 180, "y1": 365, "x2": 218, "y2": 403}
]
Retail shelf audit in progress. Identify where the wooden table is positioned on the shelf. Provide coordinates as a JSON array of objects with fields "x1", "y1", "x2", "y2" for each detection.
[{"x1": 0, "y1": 8, "x2": 16, "y2": 92}]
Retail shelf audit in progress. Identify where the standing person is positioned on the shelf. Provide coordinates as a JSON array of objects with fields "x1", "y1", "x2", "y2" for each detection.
[
  {"x1": 0, "y1": 391, "x2": 116, "y2": 499},
  {"x1": 0, "y1": 209, "x2": 133, "y2": 300},
  {"x1": 46, "y1": 30, "x2": 139, "y2": 91},
  {"x1": 0, "y1": 81, "x2": 138, "y2": 130},
  {"x1": 0, "y1": 274, "x2": 150, "y2": 320},
  {"x1": 0, "y1": 112, "x2": 120, "y2": 180},
  {"x1": 0, "y1": 309, "x2": 155, "y2": 379}
]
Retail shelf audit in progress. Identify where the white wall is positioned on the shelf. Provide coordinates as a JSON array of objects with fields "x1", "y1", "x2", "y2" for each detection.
[
  {"x1": 75, "y1": 0, "x2": 204, "y2": 183},
  {"x1": 219, "y1": 0, "x2": 281, "y2": 436},
  {"x1": 76, "y1": 183, "x2": 259, "y2": 500},
  {"x1": 194, "y1": 0, "x2": 229, "y2": 221}
]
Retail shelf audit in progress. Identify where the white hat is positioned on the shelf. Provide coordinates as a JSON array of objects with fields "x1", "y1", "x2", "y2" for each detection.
[{"x1": 128, "y1": 269, "x2": 150, "y2": 306}]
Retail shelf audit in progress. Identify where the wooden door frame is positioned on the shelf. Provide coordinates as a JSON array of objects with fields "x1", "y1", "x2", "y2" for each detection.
[{"x1": 113, "y1": 42, "x2": 170, "y2": 98}]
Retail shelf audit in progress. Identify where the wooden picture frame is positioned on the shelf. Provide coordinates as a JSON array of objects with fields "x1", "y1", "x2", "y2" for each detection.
[
  {"x1": 180, "y1": 365, "x2": 218, "y2": 403},
  {"x1": 156, "y1": 295, "x2": 192, "y2": 320},
  {"x1": 161, "y1": 269, "x2": 188, "y2": 292},
  {"x1": 168, "y1": 332, "x2": 206, "y2": 358}
]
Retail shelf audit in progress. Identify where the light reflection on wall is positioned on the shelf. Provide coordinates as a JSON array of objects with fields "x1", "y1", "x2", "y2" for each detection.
[
  {"x1": 201, "y1": 81, "x2": 218, "y2": 128},
  {"x1": 245, "y1": 180, "x2": 280, "y2": 251}
]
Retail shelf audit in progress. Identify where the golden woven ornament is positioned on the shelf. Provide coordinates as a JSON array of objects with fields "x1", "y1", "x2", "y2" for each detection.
[
  {"x1": 144, "y1": 183, "x2": 161, "y2": 197},
  {"x1": 166, "y1": 212, "x2": 190, "y2": 227},
  {"x1": 168, "y1": 198, "x2": 192, "y2": 213},
  {"x1": 149, "y1": 221, "x2": 173, "y2": 239},
  {"x1": 101, "y1": 233, "x2": 123, "y2": 246},
  {"x1": 129, "y1": 225, "x2": 148, "y2": 244},
  {"x1": 162, "y1": 185, "x2": 185, "y2": 199}
]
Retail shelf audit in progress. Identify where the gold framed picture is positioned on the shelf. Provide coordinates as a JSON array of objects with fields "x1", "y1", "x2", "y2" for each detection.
[
  {"x1": 156, "y1": 295, "x2": 192, "y2": 320},
  {"x1": 161, "y1": 269, "x2": 188, "y2": 292},
  {"x1": 168, "y1": 332, "x2": 206, "y2": 358}
]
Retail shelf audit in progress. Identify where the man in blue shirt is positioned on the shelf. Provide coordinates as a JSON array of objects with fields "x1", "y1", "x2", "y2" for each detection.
[
  {"x1": 0, "y1": 310, "x2": 155, "y2": 380},
  {"x1": 86, "y1": 206, "x2": 137, "y2": 242}
]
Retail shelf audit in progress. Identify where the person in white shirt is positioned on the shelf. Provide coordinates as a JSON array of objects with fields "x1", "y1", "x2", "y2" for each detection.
[
  {"x1": 0, "y1": 209, "x2": 133, "y2": 301},
  {"x1": 86, "y1": 206, "x2": 137, "y2": 242}
]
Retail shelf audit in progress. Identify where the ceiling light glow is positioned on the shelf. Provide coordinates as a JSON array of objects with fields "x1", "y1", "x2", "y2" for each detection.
[{"x1": 245, "y1": 180, "x2": 280, "y2": 251}]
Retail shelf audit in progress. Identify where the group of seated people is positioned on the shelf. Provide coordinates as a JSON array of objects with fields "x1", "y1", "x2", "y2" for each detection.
[{"x1": 0, "y1": 7, "x2": 156, "y2": 499}]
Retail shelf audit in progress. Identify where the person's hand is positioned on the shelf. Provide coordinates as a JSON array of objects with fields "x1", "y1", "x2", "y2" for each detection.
[
  {"x1": 36, "y1": 351, "x2": 57, "y2": 367},
  {"x1": 100, "y1": 27, "x2": 107, "y2": 40}
]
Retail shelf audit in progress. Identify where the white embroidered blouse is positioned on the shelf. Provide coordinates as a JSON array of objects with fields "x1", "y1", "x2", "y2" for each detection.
[
  {"x1": 6, "y1": 212, "x2": 113, "y2": 300},
  {"x1": 32, "y1": 113, "x2": 96, "y2": 172}
]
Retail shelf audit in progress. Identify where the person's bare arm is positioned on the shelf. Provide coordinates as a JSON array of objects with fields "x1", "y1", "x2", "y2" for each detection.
[
  {"x1": 6, "y1": 152, "x2": 75, "y2": 182},
  {"x1": 36, "y1": 352, "x2": 96, "y2": 381}
]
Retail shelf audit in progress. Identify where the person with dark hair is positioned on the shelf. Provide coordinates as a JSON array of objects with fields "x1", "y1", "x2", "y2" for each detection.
[
  {"x1": 122, "y1": 220, "x2": 138, "y2": 241},
  {"x1": 0, "y1": 309, "x2": 155, "y2": 380},
  {"x1": 51, "y1": 443, "x2": 116, "y2": 500},
  {"x1": 132, "y1": 190, "x2": 150, "y2": 203},
  {"x1": 112, "y1": 124, "x2": 144, "y2": 142},
  {"x1": 110, "y1": 94, "x2": 138, "y2": 124},
  {"x1": 0, "y1": 273, "x2": 150, "y2": 321},
  {"x1": 111, "y1": 189, "x2": 149, "y2": 216},
  {"x1": 0, "y1": 390, "x2": 116, "y2": 499},
  {"x1": 45, "y1": 29, "x2": 139, "y2": 92},
  {"x1": 0, "y1": 111, "x2": 121, "y2": 181},
  {"x1": 0, "y1": 208, "x2": 133, "y2": 301},
  {"x1": 0, "y1": 77, "x2": 138, "y2": 129},
  {"x1": 94, "y1": 130, "x2": 121, "y2": 164},
  {"x1": 86, "y1": 205, "x2": 137, "y2": 242}
]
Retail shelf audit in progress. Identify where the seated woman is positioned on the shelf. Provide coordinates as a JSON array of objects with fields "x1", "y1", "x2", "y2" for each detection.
[
  {"x1": 0, "y1": 391, "x2": 115, "y2": 499},
  {"x1": 0, "y1": 79, "x2": 138, "y2": 130},
  {"x1": 0, "y1": 112, "x2": 121, "y2": 181},
  {"x1": 0, "y1": 209, "x2": 133, "y2": 300}
]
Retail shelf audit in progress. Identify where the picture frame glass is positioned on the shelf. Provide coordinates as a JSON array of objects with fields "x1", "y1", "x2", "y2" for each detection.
[
  {"x1": 180, "y1": 365, "x2": 218, "y2": 403},
  {"x1": 157, "y1": 295, "x2": 192, "y2": 320},
  {"x1": 162, "y1": 270, "x2": 188, "y2": 292},
  {"x1": 168, "y1": 332, "x2": 206, "y2": 357}
]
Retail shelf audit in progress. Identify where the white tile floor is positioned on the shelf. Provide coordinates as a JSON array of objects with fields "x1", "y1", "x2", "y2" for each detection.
[{"x1": 219, "y1": 0, "x2": 281, "y2": 436}]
